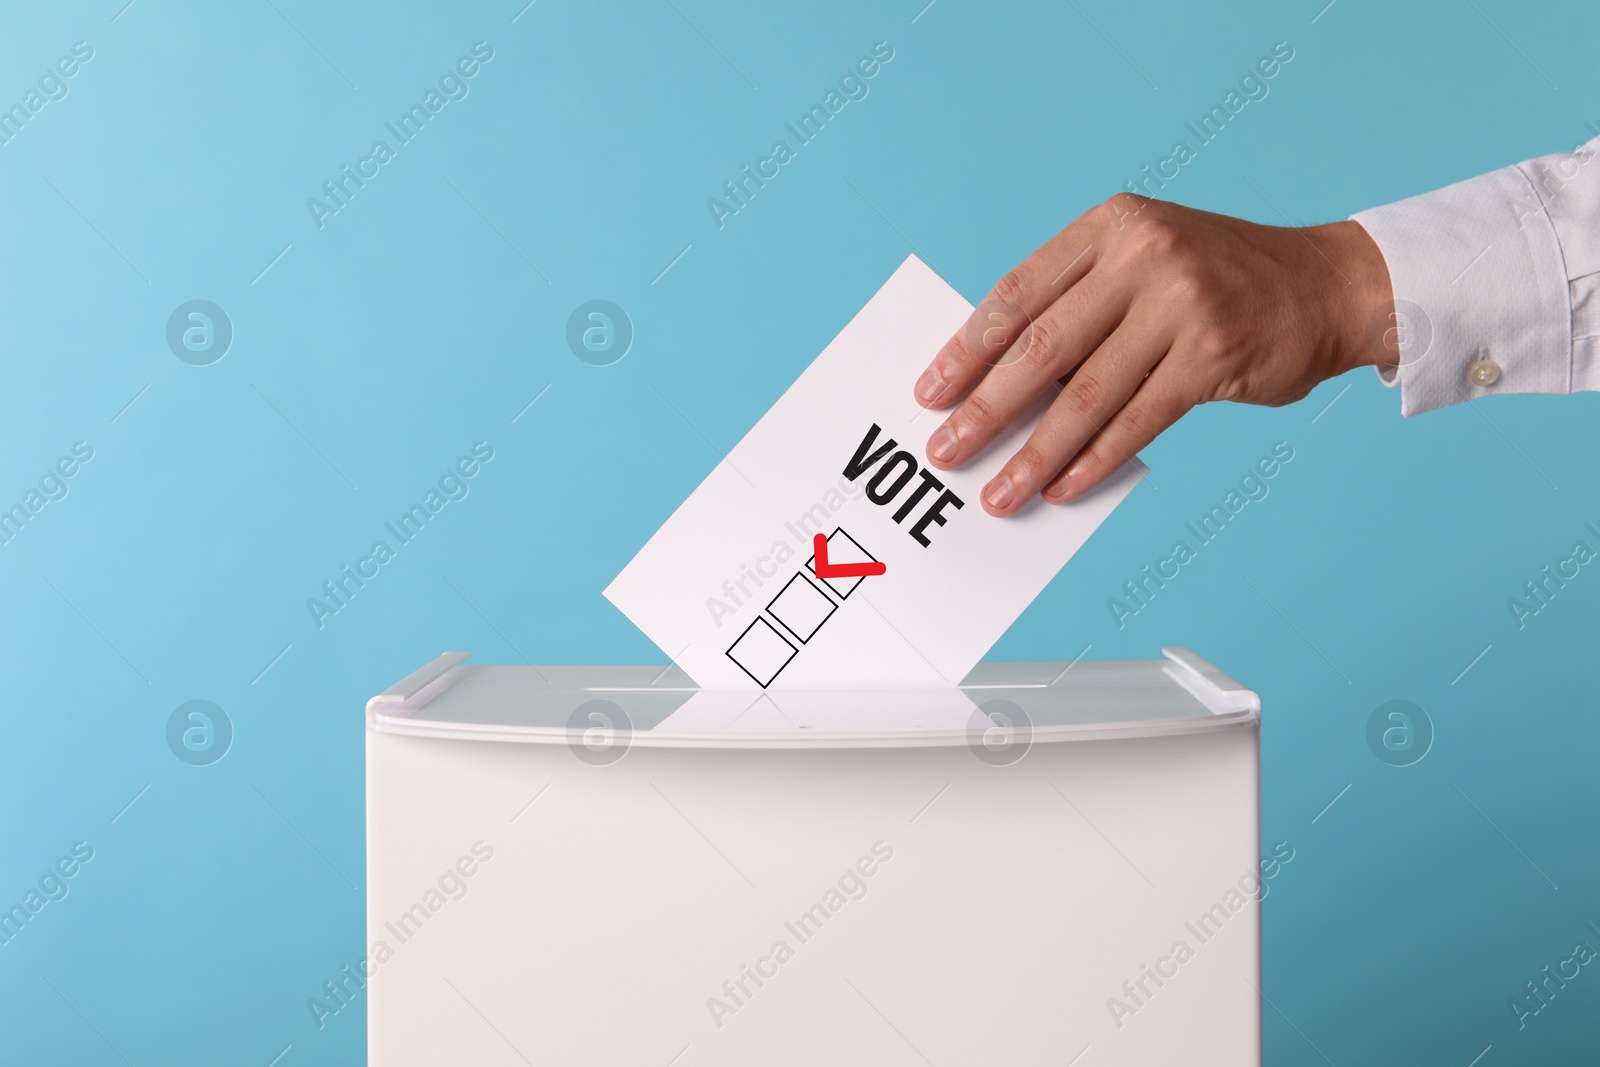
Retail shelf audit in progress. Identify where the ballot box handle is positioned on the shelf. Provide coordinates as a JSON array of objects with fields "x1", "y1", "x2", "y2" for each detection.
[
  {"x1": 366, "y1": 651, "x2": 470, "y2": 721},
  {"x1": 1160, "y1": 647, "x2": 1260, "y2": 716}
]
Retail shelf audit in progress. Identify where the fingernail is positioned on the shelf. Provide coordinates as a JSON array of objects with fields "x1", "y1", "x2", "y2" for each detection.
[
  {"x1": 983, "y1": 474, "x2": 1015, "y2": 510},
  {"x1": 1043, "y1": 469, "x2": 1070, "y2": 500},
  {"x1": 915, "y1": 365, "x2": 948, "y2": 405},
  {"x1": 928, "y1": 426, "x2": 959, "y2": 463}
]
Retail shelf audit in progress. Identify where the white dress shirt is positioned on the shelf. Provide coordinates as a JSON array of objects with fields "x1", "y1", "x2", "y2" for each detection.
[{"x1": 1351, "y1": 133, "x2": 1600, "y2": 415}]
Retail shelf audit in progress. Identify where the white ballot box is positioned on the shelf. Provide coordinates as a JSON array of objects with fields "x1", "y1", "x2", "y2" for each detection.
[{"x1": 366, "y1": 648, "x2": 1263, "y2": 1066}]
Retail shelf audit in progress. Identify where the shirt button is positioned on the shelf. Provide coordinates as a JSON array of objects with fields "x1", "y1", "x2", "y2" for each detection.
[{"x1": 1467, "y1": 356, "x2": 1502, "y2": 387}]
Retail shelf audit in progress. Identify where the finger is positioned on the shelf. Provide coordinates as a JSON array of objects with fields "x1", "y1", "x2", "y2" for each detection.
[
  {"x1": 1044, "y1": 363, "x2": 1196, "y2": 504},
  {"x1": 914, "y1": 218, "x2": 1104, "y2": 409},
  {"x1": 925, "y1": 268, "x2": 1130, "y2": 471},
  {"x1": 978, "y1": 312, "x2": 1173, "y2": 516}
]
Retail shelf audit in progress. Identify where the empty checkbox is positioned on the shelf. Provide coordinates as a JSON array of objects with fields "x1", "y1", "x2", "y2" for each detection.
[
  {"x1": 725, "y1": 616, "x2": 798, "y2": 688},
  {"x1": 765, "y1": 573, "x2": 836, "y2": 644}
]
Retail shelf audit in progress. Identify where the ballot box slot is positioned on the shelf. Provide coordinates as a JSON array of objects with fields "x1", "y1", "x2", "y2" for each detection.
[
  {"x1": 580, "y1": 687, "x2": 698, "y2": 692},
  {"x1": 954, "y1": 683, "x2": 1048, "y2": 690}
]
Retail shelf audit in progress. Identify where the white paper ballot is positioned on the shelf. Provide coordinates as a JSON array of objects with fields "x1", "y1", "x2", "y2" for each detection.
[{"x1": 605, "y1": 255, "x2": 1145, "y2": 689}]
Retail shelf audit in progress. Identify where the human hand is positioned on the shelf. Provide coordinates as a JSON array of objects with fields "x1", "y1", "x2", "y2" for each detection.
[{"x1": 913, "y1": 195, "x2": 1396, "y2": 515}]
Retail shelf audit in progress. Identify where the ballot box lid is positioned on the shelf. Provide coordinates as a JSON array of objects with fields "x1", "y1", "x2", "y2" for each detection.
[{"x1": 365, "y1": 647, "x2": 1258, "y2": 750}]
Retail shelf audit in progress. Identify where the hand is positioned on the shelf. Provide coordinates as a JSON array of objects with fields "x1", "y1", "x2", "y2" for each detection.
[{"x1": 913, "y1": 194, "x2": 1397, "y2": 515}]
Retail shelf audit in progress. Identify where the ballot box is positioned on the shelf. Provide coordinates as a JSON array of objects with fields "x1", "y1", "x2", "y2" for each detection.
[{"x1": 366, "y1": 648, "x2": 1262, "y2": 1066}]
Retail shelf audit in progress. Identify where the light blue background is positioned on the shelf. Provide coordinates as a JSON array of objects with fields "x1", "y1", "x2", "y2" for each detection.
[{"x1": 3, "y1": 0, "x2": 1597, "y2": 1063}]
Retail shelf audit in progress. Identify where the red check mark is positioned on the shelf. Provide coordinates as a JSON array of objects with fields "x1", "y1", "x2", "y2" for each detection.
[{"x1": 813, "y1": 533, "x2": 886, "y2": 579}]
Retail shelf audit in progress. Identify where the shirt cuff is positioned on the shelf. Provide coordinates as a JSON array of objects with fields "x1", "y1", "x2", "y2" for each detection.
[{"x1": 1351, "y1": 166, "x2": 1571, "y2": 416}]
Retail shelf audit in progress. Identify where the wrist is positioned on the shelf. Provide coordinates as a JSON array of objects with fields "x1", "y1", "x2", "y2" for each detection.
[{"x1": 1312, "y1": 220, "x2": 1398, "y2": 375}]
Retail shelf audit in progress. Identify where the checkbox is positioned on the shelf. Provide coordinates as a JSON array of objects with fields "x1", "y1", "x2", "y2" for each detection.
[
  {"x1": 765, "y1": 573, "x2": 836, "y2": 644},
  {"x1": 725, "y1": 617, "x2": 798, "y2": 688},
  {"x1": 805, "y1": 527, "x2": 878, "y2": 599}
]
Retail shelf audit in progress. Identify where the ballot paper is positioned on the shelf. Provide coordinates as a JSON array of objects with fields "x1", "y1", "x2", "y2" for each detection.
[{"x1": 605, "y1": 255, "x2": 1145, "y2": 689}]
